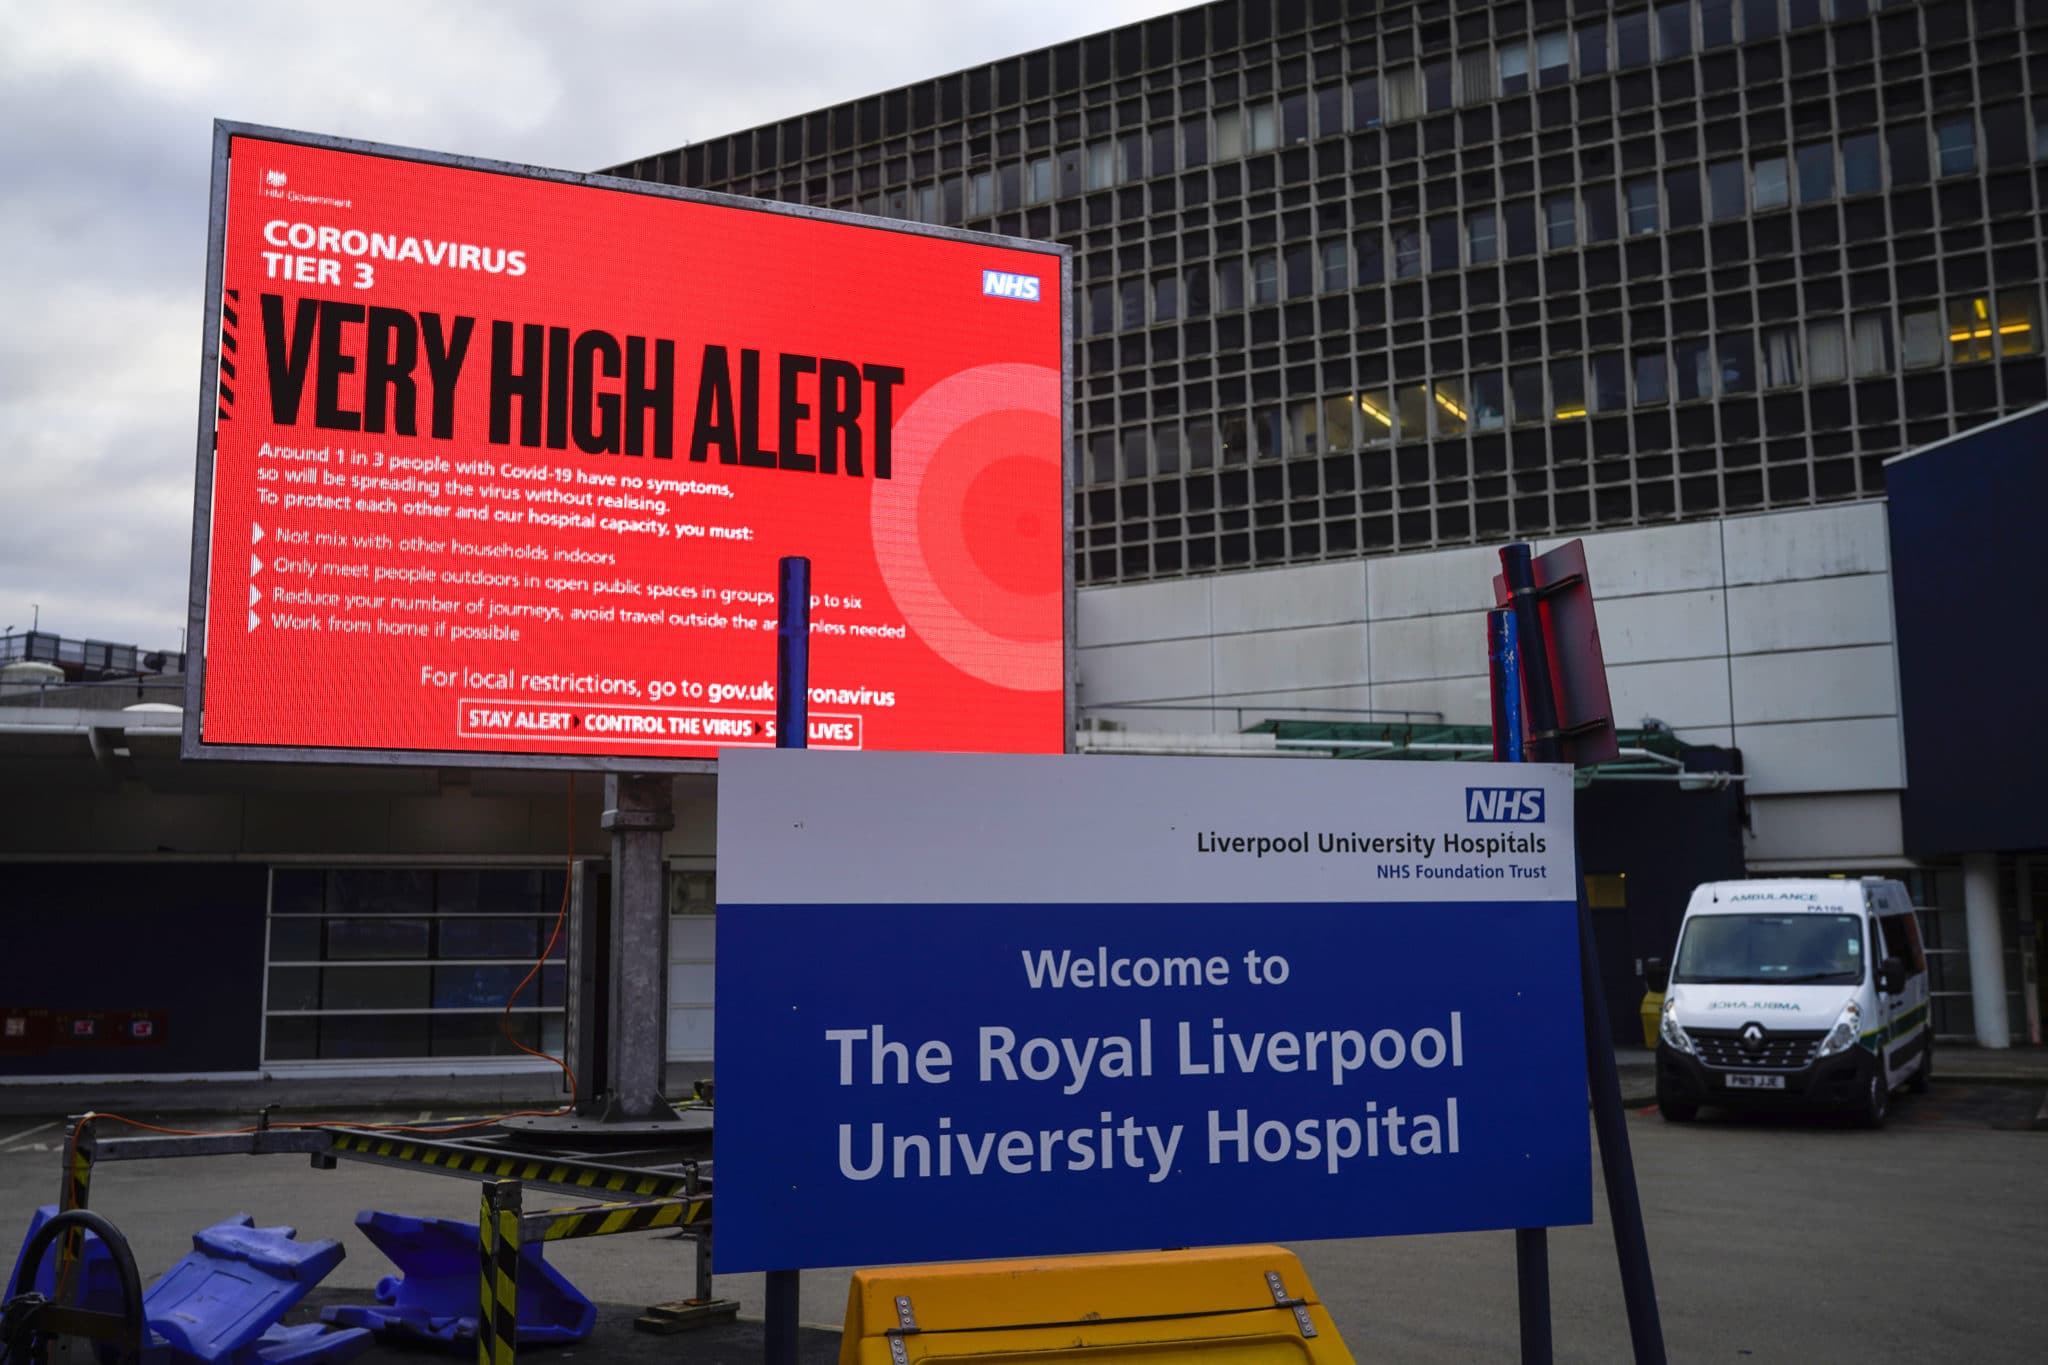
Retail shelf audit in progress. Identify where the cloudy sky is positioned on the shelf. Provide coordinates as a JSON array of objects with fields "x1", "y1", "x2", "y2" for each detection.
[{"x1": 0, "y1": 0, "x2": 1175, "y2": 650}]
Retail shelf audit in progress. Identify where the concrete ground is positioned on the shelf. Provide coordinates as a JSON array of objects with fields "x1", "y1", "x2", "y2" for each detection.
[{"x1": 2, "y1": 1051, "x2": 2044, "y2": 1362}]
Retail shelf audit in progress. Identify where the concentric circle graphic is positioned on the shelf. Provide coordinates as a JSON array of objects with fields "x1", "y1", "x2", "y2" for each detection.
[{"x1": 870, "y1": 362, "x2": 1064, "y2": 692}]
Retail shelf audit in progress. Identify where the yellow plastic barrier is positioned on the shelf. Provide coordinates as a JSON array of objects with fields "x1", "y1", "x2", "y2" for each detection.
[{"x1": 838, "y1": 1244, "x2": 1354, "y2": 1363}]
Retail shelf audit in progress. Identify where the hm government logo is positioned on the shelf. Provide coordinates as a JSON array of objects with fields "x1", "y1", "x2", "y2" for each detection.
[
  {"x1": 1464, "y1": 787, "x2": 1545, "y2": 823},
  {"x1": 265, "y1": 169, "x2": 288, "y2": 188},
  {"x1": 981, "y1": 269, "x2": 1041, "y2": 301}
]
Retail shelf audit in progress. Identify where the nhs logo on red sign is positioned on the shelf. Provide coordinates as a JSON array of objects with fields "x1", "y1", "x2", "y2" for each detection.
[
  {"x1": 981, "y1": 269, "x2": 1041, "y2": 300},
  {"x1": 1465, "y1": 787, "x2": 1546, "y2": 822}
]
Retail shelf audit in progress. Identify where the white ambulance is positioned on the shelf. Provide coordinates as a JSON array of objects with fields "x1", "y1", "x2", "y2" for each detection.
[{"x1": 1646, "y1": 878, "x2": 1931, "y2": 1127}]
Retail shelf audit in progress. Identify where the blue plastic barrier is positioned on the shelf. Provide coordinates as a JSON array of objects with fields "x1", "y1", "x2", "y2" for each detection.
[
  {"x1": 9, "y1": 1209, "x2": 368, "y2": 1365},
  {"x1": 142, "y1": 1216, "x2": 369, "y2": 1365},
  {"x1": 320, "y1": 1210, "x2": 595, "y2": 1348}
]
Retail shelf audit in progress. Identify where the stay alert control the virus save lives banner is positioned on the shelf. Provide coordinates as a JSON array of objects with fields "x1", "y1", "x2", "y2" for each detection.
[{"x1": 193, "y1": 128, "x2": 1067, "y2": 763}]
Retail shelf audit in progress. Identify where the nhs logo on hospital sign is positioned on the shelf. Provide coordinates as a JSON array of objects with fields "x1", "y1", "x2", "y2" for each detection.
[
  {"x1": 1465, "y1": 787, "x2": 1546, "y2": 822},
  {"x1": 982, "y1": 269, "x2": 1041, "y2": 300}
]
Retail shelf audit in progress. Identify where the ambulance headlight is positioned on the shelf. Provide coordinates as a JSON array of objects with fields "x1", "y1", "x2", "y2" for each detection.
[
  {"x1": 1817, "y1": 999, "x2": 1863, "y2": 1058},
  {"x1": 1659, "y1": 991, "x2": 1694, "y2": 1055}
]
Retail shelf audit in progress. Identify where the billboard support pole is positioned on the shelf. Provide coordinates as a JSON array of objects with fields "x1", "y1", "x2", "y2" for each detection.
[
  {"x1": 763, "y1": 555, "x2": 811, "y2": 1365},
  {"x1": 1499, "y1": 544, "x2": 1667, "y2": 1365},
  {"x1": 1490, "y1": 606, "x2": 1550, "y2": 1364},
  {"x1": 600, "y1": 772, "x2": 676, "y2": 1123}
]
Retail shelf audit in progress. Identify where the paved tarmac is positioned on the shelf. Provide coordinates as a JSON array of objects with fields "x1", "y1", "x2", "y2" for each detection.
[{"x1": 2, "y1": 1051, "x2": 2044, "y2": 1362}]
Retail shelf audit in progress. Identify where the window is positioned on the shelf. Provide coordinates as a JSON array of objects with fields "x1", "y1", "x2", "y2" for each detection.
[
  {"x1": 1617, "y1": 10, "x2": 1652, "y2": 67},
  {"x1": 1319, "y1": 395, "x2": 1358, "y2": 450},
  {"x1": 1900, "y1": 307, "x2": 1943, "y2": 368},
  {"x1": 1429, "y1": 214, "x2": 1460, "y2": 271},
  {"x1": 1315, "y1": 84, "x2": 1345, "y2": 137},
  {"x1": 1841, "y1": 133, "x2": 1880, "y2": 195},
  {"x1": 1997, "y1": 290, "x2": 2039, "y2": 357},
  {"x1": 1577, "y1": 21, "x2": 1609, "y2": 77},
  {"x1": 1675, "y1": 338, "x2": 1714, "y2": 400},
  {"x1": 1215, "y1": 110, "x2": 1245, "y2": 160},
  {"x1": 1459, "y1": 49, "x2": 1496, "y2": 106},
  {"x1": 1182, "y1": 121, "x2": 1208, "y2": 168},
  {"x1": 1152, "y1": 273, "x2": 1179, "y2": 322},
  {"x1": 1119, "y1": 278, "x2": 1145, "y2": 329},
  {"x1": 1249, "y1": 104, "x2": 1279, "y2": 152},
  {"x1": 1753, "y1": 156, "x2": 1789, "y2": 210},
  {"x1": 1709, "y1": 159, "x2": 1746, "y2": 220},
  {"x1": 1385, "y1": 68, "x2": 1422, "y2": 122},
  {"x1": 1634, "y1": 350, "x2": 1669, "y2": 403},
  {"x1": 1807, "y1": 319, "x2": 1847, "y2": 384},
  {"x1": 2037, "y1": 98, "x2": 2048, "y2": 162},
  {"x1": 1319, "y1": 239, "x2": 1349, "y2": 291},
  {"x1": 1666, "y1": 167, "x2": 1702, "y2": 227},
  {"x1": 1086, "y1": 143, "x2": 1114, "y2": 190},
  {"x1": 1185, "y1": 264, "x2": 1211, "y2": 317},
  {"x1": 1888, "y1": 125, "x2": 1930, "y2": 186},
  {"x1": 1742, "y1": 0, "x2": 1781, "y2": 40},
  {"x1": 1591, "y1": 352, "x2": 1628, "y2": 412},
  {"x1": 1472, "y1": 372, "x2": 1507, "y2": 430},
  {"x1": 1027, "y1": 157, "x2": 1053, "y2": 202},
  {"x1": 1352, "y1": 75, "x2": 1382, "y2": 128},
  {"x1": 1536, "y1": 30, "x2": 1571, "y2": 86},
  {"x1": 1551, "y1": 359, "x2": 1586, "y2": 419},
  {"x1": 1585, "y1": 184, "x2": 1618, "y2": 241},
  {"x1": 1396, "y1": 384, "x2": 1432, "y2": 439},
  {"x1": 1154, "y1": 422, "x2": 1183, "y2": 475},
  {"x1": 1510, "y1": 364, "x2": 1546, "y2": 423},
  {"x1": 1701, "y1": 0, "x2": 1736, "y2": 46},
  {"x1": 1284, "y1": 245, "x2": 1312, "y2": 298},
  {"x1": 1499, "y1": 40, "x2": 1531, "y2": 95},
  {"x1": 1719, "y1": 332, "x2": 1756, "y2": 392},
  {"x1": 1121, "y1": 428, "x2": 1149, "y2": 478},
  {"x1": 1250, "y1": 252, "x2": 1280, "y2": 305},
  {"x1": 1394, "y1": 227, "x2": 1423, "y2": 278},
  {"x1": 1850, "y1": 312, "x2": 1893, "y2": 376},
  {"x1": 1433, "y1": 380, "x2": 1470, "y2": 436},
  {"x1": 1505, "y1": 199, "x2": 1538, "y2": 256},
  {"x1": 1656, "y1": 3, "x2": 1693, "y2": 60},
  {"x1": 1760, "y1": 325, "x2": 1802, "y2": 387},
  {"x1": 1088, "y1": 285, "x2": 1113, "y2": 335},
  {"x1": 1287, "y1": 401, "x2": 1319, "y2": 453},
  {"x1": 1796, "y1": 142, "x2": 1835, "y2": 203},
  {"x1": 1357, "y1": 390, "x2": 1396, "y2": 440},
  {"x1": 1423, "y1": 60, "x2": 1454, "y2": 112},
  {"x1": 1950, "y1": 297, "x2": 1996, "y2": 363},
  {"x1": 1544, "y1": 193, "x2": 1577, "y2": 249},
  {"x1": 1468, "y1": 209, "x2": 1499, "y2": 263},
  {"x1": 1936, "y1": 117, "x2": 1976, "y2": 177},
  {"x1": 1356, "y1": 233, "x2": 1384, "y2": 284},
  {"x1": 1625, "y1": 177, "x2": 1660, "y2": 234},
  {"x1": 1280, "y1": 93, "x2": 1308, "y2": 144},
  {"x1": 1118, "y1": 134, "x2": 1144, "y2": 183},
  {"x1": 915, "y1": 184, "x2": 939, "y2": 221},
  {"x1": 1217, "y1": 258, "x2": 1244, "y2": 310}
]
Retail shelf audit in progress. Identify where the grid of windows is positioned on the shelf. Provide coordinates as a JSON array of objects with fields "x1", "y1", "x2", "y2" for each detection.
[{"x1": 613, "y1": 0, "x2": 2048, "y2": 587}]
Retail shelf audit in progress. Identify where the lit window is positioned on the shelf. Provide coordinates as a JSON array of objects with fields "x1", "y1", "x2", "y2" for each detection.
[
  {"x1": 1357, "y1": 389, "x2": 1396, "y2": 440},
  {"x1": 1996, "y1": 290, "x2": 2039, "y2": 357},
  {"x1": 1753, "y1": 156, "x2": 1789, "y2": 210},
  {"x1": 1433, "y1": 380, "x2": 1470, "y2": 436},
  {"x1": 1320, "y1": 395, "x2": 1358, "y2": 450},
  {"x1": 1625, "y1": 177, "x2": 1660, "y2": 234},
  {"x1": 1396, "y1": 384, "x2": 1432, "y2": 439},
  {"x1": 1936, "y1": 117, "x2": 1976, "y2": 177},
  {"x1": 1214, "y1": 111, "x2": 1245, "y2": 160},
  {"x1": 1550, "y1": 358, "x2": 1586, "y2": 419},
  {"x1": 1248, "y1": 105, "x2": 1279, "y2": 152},
  {"x1": 1950, "y1": 297, "x2": 1995, "y2": 364}
]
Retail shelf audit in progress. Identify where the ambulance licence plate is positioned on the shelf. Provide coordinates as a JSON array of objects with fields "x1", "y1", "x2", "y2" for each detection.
[{"x1": 1724, "y1": 1073, "x2": 1784, "y2": 1090}]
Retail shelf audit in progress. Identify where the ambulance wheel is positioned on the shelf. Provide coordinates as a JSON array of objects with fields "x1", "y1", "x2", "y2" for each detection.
[
  {"x1": 1858, "y1": 1071, "x2": 1890, "y2": 1129},
  {"x1": 1657, "y1": 1083, "x2": 1697, "y2": 1123},
  {"x1": 1909, "y1": 1038, "x2": 1933, "y2": 1095}
]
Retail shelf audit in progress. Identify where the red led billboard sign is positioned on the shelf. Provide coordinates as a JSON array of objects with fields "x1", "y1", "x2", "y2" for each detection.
[{"x1": 184, "y1": 125, "x2": 1071, "y2": 768}]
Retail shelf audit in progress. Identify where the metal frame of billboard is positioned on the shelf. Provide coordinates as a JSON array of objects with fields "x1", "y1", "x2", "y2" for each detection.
[{"x1": 182, "y1": 120, "x2": 1077, "y2": 772}]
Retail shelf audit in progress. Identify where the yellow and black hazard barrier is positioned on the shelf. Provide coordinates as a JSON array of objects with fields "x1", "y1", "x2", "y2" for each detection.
[
  {"x1": 330, "y1": 1130, "x2": 685, "y2": 1199},
  {"x1": 475, "y1": 1178, "x2": 717, "y2": 1364},
  {"x1": 838, "y1": 1244, "x2": 1355, "y2": 1363}
]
